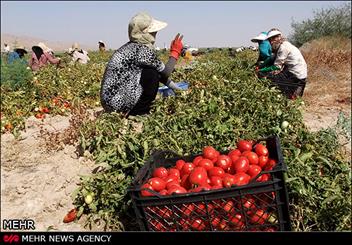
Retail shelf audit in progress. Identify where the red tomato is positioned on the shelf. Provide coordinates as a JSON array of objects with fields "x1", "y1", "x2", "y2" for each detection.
[
  {"x1": 168, "y1": 168, "x2": 180, "y2": 179},
  {"x1": 189, "y1": 167, "x2": 208, "y2": 186},
  {"x1": 257, "y1": 173, "x2": 271, "y2": 182},
  {"x1": 223, "y1": 200, "x2": 235, "y2": 213},
  {"x1": 229, "y1": 213, "x2": 245, "y2": 229},
  {"x1": 208, "y1": 167, "x2": 225, "y2": 178},
  {"x1": 192, "y1": 156, "x2": 203, "y2": 166},
  {"x1": 228, "y1": 149, "x2": 241, "y2": 158},
  {"x1": 233, "y1": 172, "x2": 251, "y2": 186},
  {"x1": 255, "y1": 144, "x2": 269, "y2": 156},
  {"x1": 258, "y1": 155, "x2": 269, "y2": 168},
  {"x1": 148, "y1": 177, "x2": 166, "y2": 192},
  {"x1": 175, "y1": 160, "x2": 186, "y2": 171},
  {"x1": 63, "y1": 208, "x2": 77, "y2": 223},
  {"x1": 180, "y1": 174, "x2": 192, "y2": 190},
  {"x1": 152, "y1": 167, "x2": 168, "y2": 179},
  {"x1": 215, "y1": 155, "x2": 232, "y2": 170},
  {"x1": 181, "y1": 204, "x2": 194, "y2": 216},
  {"x1": 166, "y1": 180, "x2": 180, "y2": 190},
  {"x1": 164, "y1": 175, "x2": 179, "y2": 184},
  {"x1": 237, "y1": 140, "x2": 253, "y2": 152},
  {"x1": 211, "y1": 217, "x2": 221, "y2": 228},
  {"x1": 211, "y1": 185, "x2": 223, "y2": 190},
  {"x1": 222, "y1": 174, "x2": 236, "y2": 188},
  {"x1": 191, "y1": 219, "x2": 206, "y2": 231},
  {"x1": 265, "y1": 159, "x2": 277, "y2": 171},
  {"x1": 197, "y1": 159, "x2": 214, "y2": 170},
  {"x1": 181, "y1": 162, "x2": 195, "y2": 176},
  {"x1": 218, "y1": 219, "x2": 230, "y2": 231},
  {"x1": 243, "y1": 151, "x2": 259, "y2": 165},
  {"x1": 141, "y1": 183, "x2": 155, "y2": 197},
  {"x1": 232, "y1": 157, "x2": 250, "y2": 173},
  {"x1": 247, "y1": 165, "x2": 262, "y2": 180},
  {"x1": 229, "y1": 154, "x2": 240, "y2": 166},
  {"x1": 167, "y1": 186, "x2": 187, "y2": 195},
  {"x1": 203, "y1": 146, "x2": 218, "y2": 160},
  {"x1": 240, "y1": 197, "x2": 256, "y2": 211},
  {"x1": 250, "y1": 209, "x2": 269, "y2": 225},
  {"x1": 159, "y1": 189, "x2": 168, "y2": 195}
]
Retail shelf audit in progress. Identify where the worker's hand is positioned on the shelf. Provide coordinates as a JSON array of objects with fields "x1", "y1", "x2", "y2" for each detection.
[{"x1": 170, "y1": 33, "x2": 184, "y2": 60}]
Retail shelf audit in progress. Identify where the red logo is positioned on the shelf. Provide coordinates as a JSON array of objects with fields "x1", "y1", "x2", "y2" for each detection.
[{"x1": 3, "y1": 234, "x2": 20, "y2": 243}]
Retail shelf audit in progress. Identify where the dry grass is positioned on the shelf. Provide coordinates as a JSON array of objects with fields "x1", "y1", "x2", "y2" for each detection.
[{"x1": 301, "y1": 36, "x2": 351, "y2": 114}]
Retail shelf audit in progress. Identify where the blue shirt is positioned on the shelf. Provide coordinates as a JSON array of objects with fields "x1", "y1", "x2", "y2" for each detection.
[
  {"x1": 7, "y1": 51, "x2": 27, "y2": 65},
  {"x1": 258, "y1": 40, "x2": 272, "y2": 61}
]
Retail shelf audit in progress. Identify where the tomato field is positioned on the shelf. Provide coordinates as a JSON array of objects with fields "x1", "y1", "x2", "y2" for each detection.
[{"x1": 1, "y1": 48, "x2": 351, "y2": 231}]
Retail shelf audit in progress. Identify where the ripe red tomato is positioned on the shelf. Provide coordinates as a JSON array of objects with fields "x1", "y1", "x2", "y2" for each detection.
[
  {"x1": 211, "y1": 217, "x2": 221, "y2": 228},
  {"x1": 181, "y1": 162, "x2": 195, "y2": 176},
  {"x1": 168, "y1": 168, "x2": 180, "y2": 179},
  {"x1": 148, "y1": 177, "x2": 166, "y2": 192},
  {"x1": 240, "y1": 197, "x2": 256, "y2": 211},
  {"x1": 152, "y1": 167, "x2": 168, "y2": 179},
  {"x1": 265, "y1": 159, "x2": 277, "y2": 171},
  {"x1": 208, "y1": 167, "x2": 225, "y2": 178},
  {"x1": 218, "y1": 219, "x2": 230, "y2": 231},
  {"x1": 189, "y1": 167, "x2": 208, "y2": 186},
  {"x1": 166, "y1": 180, "x2": 180, "y2": 190},
  {"x1": 175, "y1": 160, "x2": 186, "y2": 171},
  {"x1": 191, "y1": 219, "x2": 206, "y2": 231},
  {"x1": 159, "y1": 189, "x2": 168, "y2": 195},
  {"x1": 223, "y1": 200, "x2": 235, "y2": 213},
  {"x1": 141, "y1": 183, "x2": 155, "y2": 197},
  {"x1": 229, "y1": 213, "x2": 245, "y2": 230},
  {"x1": 180, "y1": 174, "x2": 192, "y2": 190},
  {"x1": 232, "y1": 157, "x2": 250, "y2": 173},
  {"x1": 237, "y1": 140, "x2": 253, "y2": 152},
  {"x1": 243, "y1": 151, "x2": 259, "y2": 165},
  {"x1": 167, "y1": 186, "x2": 187, "y2": 195},
  {"x1": 255, "y1": 144, "x2": 269, "y2": 156},
  {"x1": 203, "y1": 146, "x2": 218, "y2": 160},
  {"x1": 229, "y1": 154, "x2": 240, "y2": 166},
  {"x1": 63, "y1": 208, "x2": 77, "y2": 223},
  {"x1": 250, "y1": 209, "x2": 269, "y2": 225},
  {"x1": 181, "y1": 204, "x2": 194, "y2": 216},
  {"x1": 192, "y1": 156, "x2": 203, "y2": 166},
  {"x1": 228, "y1": 149, "x2": 241, "y2": 158},
  {"x1": 215, "y1": 155, "x2": 232, "y2": 170},
  {"x1": 257, "y1": 173, "x2": 271, "y2": 182},
  {"x1": 247, "y1": 165, "x2": 262, "y2": 180},
  {"x1": 233, "y1": 172, "x2": 251, "y2": 186},
  {"x1": 222, "y1": 174, "x2": 236, "y2": 188},
  {"x1": 258, "y1": 155, "x2": 269, "y2": 168},
  {"x1": 164, "y1": 175, "x2": 179, "y2": 184},
  {"x1": 197, "y1": 158, "x2": 214, "y2": 170}
]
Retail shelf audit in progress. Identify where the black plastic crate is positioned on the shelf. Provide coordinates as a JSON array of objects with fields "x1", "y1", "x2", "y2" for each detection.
[
  {"x1": 128, "y1": 136, "x2": 291, "y2": 231},
  {"x1": 271, "y1": 80, "x2": 306, "y2": 99}
]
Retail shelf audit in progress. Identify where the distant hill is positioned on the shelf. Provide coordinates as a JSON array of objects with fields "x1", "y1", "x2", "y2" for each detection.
[{"x1": 1, "y1": 33, "x2": 96, "y2": 52}]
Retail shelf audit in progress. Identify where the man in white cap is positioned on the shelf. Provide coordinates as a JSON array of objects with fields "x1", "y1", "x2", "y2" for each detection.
[
  {"x1": 100, "y1": 12, "x2": 184, "y2": 117},
  {"x1": 257, "y1": 29, "x2": 307, "y2": 98},
  {"x1": 69, "y1": 42, "x2": 90, "y2": 64}
]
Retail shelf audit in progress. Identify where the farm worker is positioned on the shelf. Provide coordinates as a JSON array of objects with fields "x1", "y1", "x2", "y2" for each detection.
[
  {"x1": 251, "y1": 32, "x2": 274, "y2": 69},
  {"x1": 98, "y1": 40, "x2": 106, "y2": 52},
  {"x1": 7, "y1": 45, "x2": 28, "y2": 64},
  {"x1": 100, "y1": 12, "x2": 184, "y2": 117},
  {"x1": 257, "y1": 30, "x2": 307, "y2": 95},
  {"x1": 4, "y1": 43, "x2": 10, "y2": 53},
  {"x1": 69, "y1": 42, "x2": 90, "y2": 64},
  {"x1": 29, "y1": 42, "x2": 61, "y2": 71}
]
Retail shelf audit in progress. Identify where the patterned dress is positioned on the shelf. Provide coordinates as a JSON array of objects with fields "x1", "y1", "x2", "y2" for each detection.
[{"x1": 100, "y1": 42, "x2": 165, "y2": 112}]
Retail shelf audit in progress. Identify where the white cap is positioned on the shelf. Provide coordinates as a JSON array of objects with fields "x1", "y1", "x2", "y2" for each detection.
[
  {"x1": 251, "y1": 32, "x2": 268, "y2": 42},
  {"x1": 266, "y1": 30, "x2": 282, "y2": 39},
  {"x1": 146, "y1": 18, "x2": 168, "y2": 33}
]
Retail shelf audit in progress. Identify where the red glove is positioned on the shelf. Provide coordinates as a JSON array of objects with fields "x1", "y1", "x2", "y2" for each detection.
[{"x1": 170, "y1": 33, "x2": 183, "y2": 60}]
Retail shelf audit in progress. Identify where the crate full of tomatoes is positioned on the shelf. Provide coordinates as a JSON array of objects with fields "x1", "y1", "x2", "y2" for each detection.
[{"x1": 128, "y1": 136, "x2": 291, "y2": 231}]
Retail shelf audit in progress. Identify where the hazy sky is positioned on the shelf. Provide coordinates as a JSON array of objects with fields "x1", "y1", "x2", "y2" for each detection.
[{"x1": 1, "y1": 1, "x2": 348, "y2": 49}]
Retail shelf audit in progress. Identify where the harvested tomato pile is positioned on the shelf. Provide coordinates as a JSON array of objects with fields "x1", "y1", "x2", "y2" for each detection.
[{"x1": 141, "y1": 140, "x2": 276, "y2": 197}]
